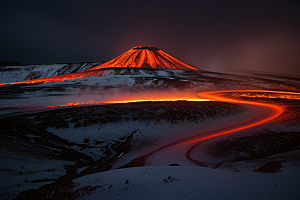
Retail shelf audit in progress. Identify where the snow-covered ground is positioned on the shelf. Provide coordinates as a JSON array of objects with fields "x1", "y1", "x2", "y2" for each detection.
[
  {"x1": 0, "y1": 62, "x2": 103, "y2": 84},
  {"x1": 69, "y1": 165, "x2": 300, "y2": 200},
  {"x1": 0, "y1": 64, "x2": 300, "y2": 199},
  {"x1": 0, "y1": 100, "x2": 247, "y2": 199}
]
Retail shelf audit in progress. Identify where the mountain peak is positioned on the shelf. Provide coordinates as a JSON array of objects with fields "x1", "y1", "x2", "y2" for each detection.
[
  {"x1": 132, "y1": 46, "x2": 160, "y2": 50},
  {"x1": 87, "y1": 46, "x2": 201, "y2": 70}
]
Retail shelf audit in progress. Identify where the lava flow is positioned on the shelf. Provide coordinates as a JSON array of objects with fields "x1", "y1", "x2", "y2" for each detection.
[
  {"x1": 0, "y1": 46, "x2": 200, "y2": 86},
  {"x1": 35, "y1": 97, "x2": 210, "y2": 110},
  {"x1": 179, "y1": 90, "x2": 287, "y2": 145},
  {"x1": 122, "y1": 90, "x2": 300, "y2": 167},
  {"x1": 0, "y1": 70, "x2": 98, "y2": 86}
]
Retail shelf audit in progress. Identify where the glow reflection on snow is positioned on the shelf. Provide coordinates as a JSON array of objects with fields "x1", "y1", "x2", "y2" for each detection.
[{"x1": 179, "y1": 90, "x2": 300, "y2": 145}]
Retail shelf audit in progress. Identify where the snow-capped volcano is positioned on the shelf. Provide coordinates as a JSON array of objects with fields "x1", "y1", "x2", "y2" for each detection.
[{"x1": 87, "y1": 46, "x2": 201, "y2": 70}]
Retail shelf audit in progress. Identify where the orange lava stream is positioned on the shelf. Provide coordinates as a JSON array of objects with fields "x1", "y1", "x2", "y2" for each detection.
[
  {"x1": 43, "y1": 100, "x2": 99, "y2": 109},
  {"x1": 106, "y1": 98, "x2": 209, "y2": 104},
  {"x1": 214, "y1": 90, "x2": 300, "y2": 96},
  {"x1": 36, "y1": 98, "x2": 209, "y2": 110},
  {"x1": 35, "y1": 90, "x2": 299, "y2": 117},
  {"x1": 179, "y1": 90, "x2": 298, "y2": 145},
  {"x1": 0, "y1": 71, "x2": 98, "y2": 86},
  {"x1": 120, "y1": 90, "x2": 299, "y2": 167}
]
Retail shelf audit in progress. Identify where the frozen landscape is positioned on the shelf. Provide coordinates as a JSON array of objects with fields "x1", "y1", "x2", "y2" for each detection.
[{"x1": 1, "y1": 46, "x2": 300, "y2": 199}]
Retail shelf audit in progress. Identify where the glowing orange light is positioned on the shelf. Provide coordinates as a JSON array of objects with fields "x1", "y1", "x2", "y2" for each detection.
[
  {"x1": 0, "y1": 46, "x2": 200, "y2": 86},
  {"x1": 33, "y1": 97, "x2": 210, "y2": 110},
  {"x1": 106, "y1": 98, "x2": 209, "y2": 104},
  {"x1": 178, "y1": 90, "x2": 300, "y2": 145},
  {"x1": 0, "y1": 70, "x2": 98, "y2": 86},
  {"x1": 82, "y1": 46, "x2": 200, "y2": 71}
]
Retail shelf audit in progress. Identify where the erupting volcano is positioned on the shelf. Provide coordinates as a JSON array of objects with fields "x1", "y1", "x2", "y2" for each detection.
[{"x1": 87, "y1": 46, "x2": 201, "y2": 70}]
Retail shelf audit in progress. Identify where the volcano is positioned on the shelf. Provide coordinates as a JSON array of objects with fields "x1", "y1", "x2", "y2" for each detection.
[
  {"x1": 0, "y1": 46, "x2": 200, "y2": 86},
  {"x1": 87, "y1": 46, "x2": 201, "y2": 70}
]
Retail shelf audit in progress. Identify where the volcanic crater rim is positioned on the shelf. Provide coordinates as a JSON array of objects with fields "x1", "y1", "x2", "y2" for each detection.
[{"x1": 132, "y1": 46, "x2": 160, "y2": 51}]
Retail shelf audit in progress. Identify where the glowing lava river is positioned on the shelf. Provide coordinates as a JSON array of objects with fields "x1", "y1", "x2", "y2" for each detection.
[
  {"x1": 4, "y1": 88, "x2": 298, "y2": 169},
  {"x1": 115, "y1": 90, "x2": 300, "y2": 168},
  {"x1": 22, "y1": 89, "x2": 297, "y2": 168}
]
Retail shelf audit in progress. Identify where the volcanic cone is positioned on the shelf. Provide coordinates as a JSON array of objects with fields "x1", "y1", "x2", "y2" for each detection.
[
  {"x1": 0, "y1": 46, "x2": 201, "y2": 86},
  {"x1": 87, "y1": 46, "x2": 201, "y2": 70}
]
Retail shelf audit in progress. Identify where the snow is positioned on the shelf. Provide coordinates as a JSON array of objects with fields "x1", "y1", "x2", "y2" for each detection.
[
  {"x1": 0, "y1": 62, "x2": 102, "y2": 84},
  {"x1": 70, "y1": 165, "x2": 300, "y2": 200},
  {"x1": 0, "y1": 171, "x2": 56, "y2": 200},
  {"x1": 1, "y1": 64, "x2": 299, "y2": 199},
  {"x1": 45, "y1": 106, "x2": 249, "y2": 166},
  {"x1": 0, "y1": 156, "x2": 74, "y2": 199}
]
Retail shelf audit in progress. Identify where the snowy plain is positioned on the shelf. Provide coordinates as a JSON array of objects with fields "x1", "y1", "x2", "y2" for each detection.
[
  {"x1": 1, "y1": 64, "x2": 300, "y2": 199},
  {"x1": 70, "y1": 165, "x2": 300, "y2": 200}
]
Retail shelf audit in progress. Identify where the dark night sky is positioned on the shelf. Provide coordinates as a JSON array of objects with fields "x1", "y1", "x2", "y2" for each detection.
[{"x1": 1, "y1": 0, "x2": 300, "y2": 74}]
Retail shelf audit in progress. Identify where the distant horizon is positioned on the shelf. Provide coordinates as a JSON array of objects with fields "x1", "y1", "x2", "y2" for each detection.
[
  {"x1": 0, "y1": 60, "x2": 106, "y2": 66},
  {"x1": 1, "y1": 60, "x2": 300, "y2": 77}
]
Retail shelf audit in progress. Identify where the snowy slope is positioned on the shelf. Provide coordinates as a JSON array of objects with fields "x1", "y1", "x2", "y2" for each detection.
[
  {"x1": 0, "y1": 61, "x2": 103, "y2": 84},
  {"x1": 69, "y1": 166, "x2": 300, "y2": 200},
  {"x1": 12, "y1": 165, "x2": 300, "y2": 200},
  {"x1": 0, "y1": 101, "x2": 247, "y2": 199}
]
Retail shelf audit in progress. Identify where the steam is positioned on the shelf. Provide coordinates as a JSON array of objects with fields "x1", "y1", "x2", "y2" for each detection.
[
  {"x1": 185, "y1": 32, "x2": 300, "y2": 75},
  {"x1": 82, "y1": 87, "x2": 200, "y2": 102},
  {"x1": 230, "y1": 33, "x2": 300, "y2": 75},
  {"x1": 43, "y1": 87, "x2": 203, "y2": 108}
]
